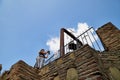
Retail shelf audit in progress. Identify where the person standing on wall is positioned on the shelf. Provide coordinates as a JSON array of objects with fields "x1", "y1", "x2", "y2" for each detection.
[
  {"x1": 0, "y1": 64, "x2": 2, "y2": 75},
  {"x1": 35, "y1": 49, "x2": 50, "y2": 69}
]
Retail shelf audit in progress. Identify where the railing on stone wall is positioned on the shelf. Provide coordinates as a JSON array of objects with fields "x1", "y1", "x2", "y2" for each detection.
[{"x1": 44, "y1": 27, "x2": 104, "y2": 65}]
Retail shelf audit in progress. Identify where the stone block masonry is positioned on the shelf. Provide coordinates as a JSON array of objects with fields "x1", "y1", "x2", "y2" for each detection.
[
  {"x1": 0, "y1": 60, "x2": 40, "y2": 80},
  {"x1": 39, "y1": 45, "x2": 104, "y2": 80},
  {"x1": 1, "y1": 45, "x2": 106, "y2": 80},
  {"x1": 96, "y1": 22, "x2": 120, "y2": 51},
  {"x1": 0, "y1": 22, "x2": 120, "y2": 80}
]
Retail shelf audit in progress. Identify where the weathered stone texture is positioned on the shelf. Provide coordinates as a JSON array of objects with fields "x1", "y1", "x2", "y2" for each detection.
[
  {"x1": 99, "y1": 50, "x2": 120, "y2": 80},
  {"x1": 96, "y1": 22, "x2": 120, "y2": 51},
  {"x1": 66, "y1": 68, "x2": 78, "y2": 80},
  {"x1": 0, "y1": 22, "x2": 120, "y2": 80},
  {"x1": 1, "y1": 60, "x2": 40, "y2": 80},
  {"x1": 1, "y1": 45, "x2": 105, "y2": 80}
]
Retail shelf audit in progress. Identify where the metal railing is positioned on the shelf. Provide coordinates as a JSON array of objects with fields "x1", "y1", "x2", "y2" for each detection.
[{"x1": 44, "y1": 27, "x2": 104, "y2": 65}]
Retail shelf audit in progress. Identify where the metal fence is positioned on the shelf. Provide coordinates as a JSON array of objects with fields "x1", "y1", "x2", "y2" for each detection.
[{"x1": 44, "y1": 27, "x2": 104, "y2": 65}]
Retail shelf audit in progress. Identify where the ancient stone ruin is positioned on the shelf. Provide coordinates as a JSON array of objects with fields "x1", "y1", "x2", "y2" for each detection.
[{"x1": 0, "y1": 22, "x2": 120, "y2": 80}]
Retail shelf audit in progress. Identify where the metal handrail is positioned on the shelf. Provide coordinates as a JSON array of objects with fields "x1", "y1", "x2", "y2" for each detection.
[{"x1": 44, "y1": 27, "x2": 104, "y2": 65}]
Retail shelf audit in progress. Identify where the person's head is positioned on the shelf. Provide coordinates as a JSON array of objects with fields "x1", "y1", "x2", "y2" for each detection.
[{"x1": 40, "y1": 49, "x2": 45, "y2": 52}]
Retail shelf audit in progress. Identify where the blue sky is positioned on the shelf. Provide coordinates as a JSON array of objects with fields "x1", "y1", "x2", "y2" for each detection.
[{"x1": 0, "y1": 0, "x2": 120, "y2": 73}]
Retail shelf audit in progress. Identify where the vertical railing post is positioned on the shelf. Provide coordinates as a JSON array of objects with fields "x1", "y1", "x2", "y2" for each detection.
[
  {"x1": 60, "y1": 28, "x2": 65, "y2": 57},
  {"x1": 86, "y1": 30, "x2": 95, "y2": 49},
  {"x1": 90, "y1": 28, "x2": 102, "y2": 51}
]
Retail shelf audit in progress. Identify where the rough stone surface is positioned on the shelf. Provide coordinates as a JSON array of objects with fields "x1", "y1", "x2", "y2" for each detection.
[
  {"x1": 0, "y1": 22, "x2": 120, "y2": 80},
  {"x1": 0, "y1": 60, "x2": 40, "y2": 80},
  {"x1": 66, "y1": 68, "x2": 78, "y2": 80},
  {"x1": 96, "y1": 22, "x2": 120, "y2": 51},
  {"x1": 54, "y1": 76, "x2": 60, "y2": 80},
  {"x1": 109, "y1": 66, "x2": 120, "y2": 80}
]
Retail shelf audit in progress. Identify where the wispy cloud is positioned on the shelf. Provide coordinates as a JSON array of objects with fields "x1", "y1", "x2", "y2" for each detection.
[
  {"x1": 46, "y1": 37, "x2": 60, "y2": 53},
  {"x1": 46, "y1": 22, "x2": 94, "y2": 54}
]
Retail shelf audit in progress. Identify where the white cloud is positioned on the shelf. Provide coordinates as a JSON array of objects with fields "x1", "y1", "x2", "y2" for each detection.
[
  {"x1": 46, "y1": 37, "x2": 60, "y2": 53},
  {"x1": 76, "y1": 23, "x2": 89, "y2": 35},
  {"x1": 46, "y1": 22, "x2": 99, "y2": 54}
]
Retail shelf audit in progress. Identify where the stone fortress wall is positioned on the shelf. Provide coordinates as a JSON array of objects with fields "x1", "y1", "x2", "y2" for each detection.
[{"x1": 0, "y1": 22, "x2": 120, "y2": 80}]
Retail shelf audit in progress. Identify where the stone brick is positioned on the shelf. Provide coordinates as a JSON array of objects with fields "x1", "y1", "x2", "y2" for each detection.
[
  {"x1": 1, "y1": 22, "x2": 120, "y2": 80},
  {"x1": 96, "y1": 22, "x2": 120, "y2": 51},
  {"x1": 66, "y1": 68, "x2": 78, "y2": 80}
]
